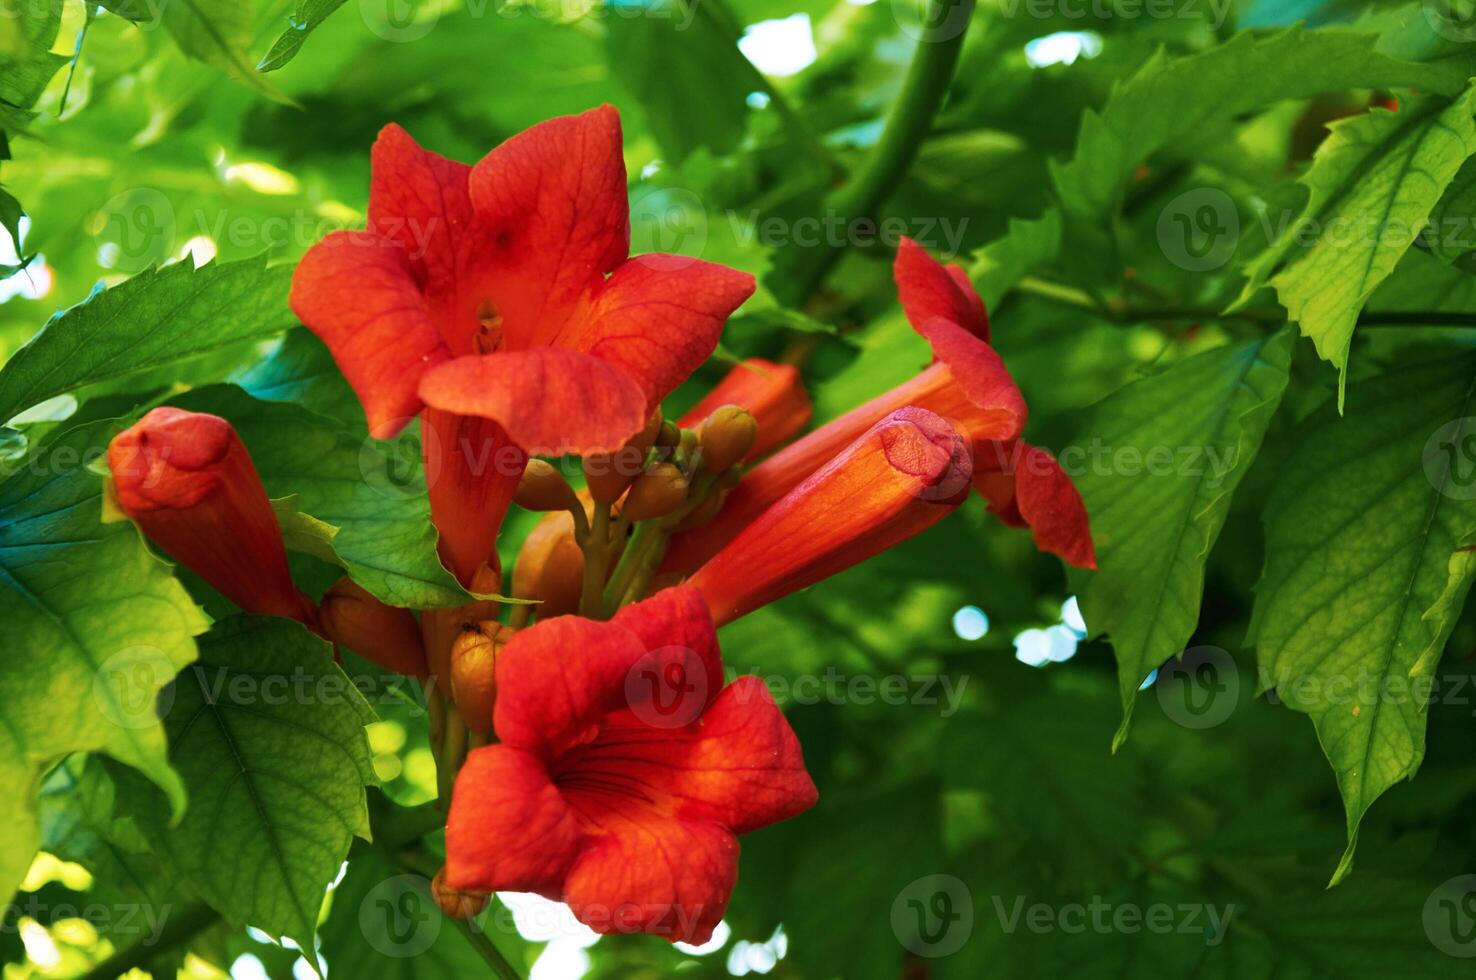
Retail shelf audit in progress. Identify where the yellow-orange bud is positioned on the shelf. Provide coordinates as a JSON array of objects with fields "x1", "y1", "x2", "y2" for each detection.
[
  {"x1": 450, "y1": 622, "x2": 514, "y2": 734},
  {"x1": 421, "y1": 563, "x2": 502, "y2": 684},
  {"x1": 514, "y1": 459, "x2": 580, "y2": 513},
  {"x1": 511, "y1": 511, "x2": 586, "y2": 618},
  {"x1": 621, "y1": 462, "x2": 690, "y2": 522},
  {"x1": 698, "y1": 405, "x2": 758, "y2": 474},
  {"x1": 584, "y1": 412, "x2": 662, "y2": 503}
]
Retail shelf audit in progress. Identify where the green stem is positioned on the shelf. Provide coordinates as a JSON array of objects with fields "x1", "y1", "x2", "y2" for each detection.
[
  {"x1": 782, "y1": 0, "x2": 976, "y2": 305},
  {"x1": 437, "y1": 709, "x2": 468, "y2": 807},
  {"x1": 602, "y1": 520, "x2": 659, "y2": 610},
  {"x1": 578, "y1": 503, "x2": 613, "y2": 618}
]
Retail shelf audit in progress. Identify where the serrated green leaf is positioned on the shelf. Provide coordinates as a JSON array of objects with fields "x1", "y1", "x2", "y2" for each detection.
[
  {"x1": 159, "y1": 0, "x2": 295, "y2": 104},
  {"x1": 258, "y1": 0, "x2": 348, "y2": 72},
  {"x1": 1423, "y1": 152, "x2": 1476, "y2": 264},
  {"x1": 1050, "y1": 26, "x2": 1471, "y2": 223},
  {"x1": 0, "y1": 419, "x2": 207, "y2": 906},
  {"x1": 1071, "y1": 330, "x2": 1294, "y2": 749},
  {"x1": 968, "y1": 209, "x2": 1061, "y2": 310},
  {"x1": 0, "y1": 254, "x2": 295, "y2": 425},
  {"x1": 0, "y1": 0, "x2": 68, "y2": 111},
  {"x1": 111, "y1": 615, "x2": 377, "y2": 955},
  {"x1": 169, "y1": 385, "x2": 468, "y2": 609},
  {"x1": 1250, "y1": 354, "x2": 1476, "y2": 883},
  {"x1": 1237, "y1": 87, "x2": 1476, "y2": 405}
]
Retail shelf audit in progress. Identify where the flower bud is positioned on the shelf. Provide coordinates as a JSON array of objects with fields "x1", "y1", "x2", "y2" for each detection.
[
  {"x1": 450, "y1": 622, "x2": 514, "y2": 734},
  {"x1": 621, "y1": 462, "x2": 689, "y2": 522},
  {"x1": 584, "y1": 412, "x2": 661, "y2": 503},
  {"x1": 512, "y1": 511, "x2": 586, "y2": 618},
  {"x1": 432, "y1": 866, "x2": 490, "y2": 920},
  {"x1": 421, "y1": 563, "x2": 502, "y2": 683},
  {"x1": 698, "y1": 406, "x2": 757, "y2": 474},
  {"x1": 107, "y1": 407, "x2": 314, "y2": 624},
  {"x1": 319, "y1": 577, "x2": 428, "y2": 678},
  {"x1": 514, "y1": 459, "x2": 580, "y2": 513},
  {"x1": 678, "y1": 358, "x2": 812, "y2": 462}
]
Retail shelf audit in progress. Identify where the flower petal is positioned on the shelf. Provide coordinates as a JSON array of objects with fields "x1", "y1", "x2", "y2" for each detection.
[
  {"x1": 493, "y1": 615, "x2": 647, "y2": 758},
  {"x1": 418, "y1": 348, "x2": 649, "y2": 456},
  {"x1": 913, "y1": 316, "x2": 1027, "y2": 439},
  {"x1": 562, "y1": 816, "x2": 737, "y2": 945},
  {"x1": 895, "y1": 236, "x2": 990, "y2": 341},
  {"x1": 573, "y1": 255, "x2": 756, "y2": 407},
  {"x1": 445, "y1": 745, "x2": 584, "y2": 894},
  {"x1": 609, "y1": 586, "x2": 723, "y2": 713},
  {"x1": 368, "y1": 125, "x2": 473, "y2": 304},
  {"x1": 468, "y1": 105, "x2": 630, "y2": 348},
  {"x1": 289, "y1": 230, "x2": 449, "y2": 439},
  {"x1": 976, "y1": 440, "x2": 1096, "y2": 570}
]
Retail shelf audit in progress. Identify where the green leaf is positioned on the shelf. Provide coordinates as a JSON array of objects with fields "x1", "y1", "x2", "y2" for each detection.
[
  {"x1": 1423, "y1": 152, "x2": 1476, "y2": 264},
  {"x1": 1250, "y1": 354, "x2": 1476, "y2": 883},
  {"x1": 968, "y1": 209, "x2": 1061, "y2": 310},
  {"x1": 258, "y1": 0, "x2": 348, "y2": 72},
  {"x1": 0, "y1": 418, "x2": 207, "y2": 906},
  {"x1": 170, "y1": 385, "x2": 469, "y2": 608},
  {"x1": 158, "y1": 0, "x2": 295, "y2": 104},
  {"x1": 1072, "y1": 329, "x2": 1294, "y2": 749},
  {"x1": 1050, "y1": 26, "x2": 1472, "y2": 223},
  {"x1": 0, "y1": 0, "x2": 68, "y2": 112},
  {"x1": 234, "y1": 328, "x2": 364, "y2": 428},
  {"x1": 605, "y1": 0, "x2": 752, "y2": 164},
  {"x1": 111, "y1": 615, "x2": 377, "y2": 955},
  {"x1": 0, "y1": 254, "x2": 295, "y2": 425},
  {"x1": 1236, "y1": 86, "x2": 1476, "y2": 405}
]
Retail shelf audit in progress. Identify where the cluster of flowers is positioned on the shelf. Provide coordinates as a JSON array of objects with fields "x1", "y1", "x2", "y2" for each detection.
[{"x1": 104, "y1": 106, "x2": 1093, "y2": 945}]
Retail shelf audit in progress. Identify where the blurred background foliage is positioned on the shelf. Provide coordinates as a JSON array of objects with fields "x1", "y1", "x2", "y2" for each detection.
[{"x1": 4, "y1": 0, "x2": 1476, "y2": 977}]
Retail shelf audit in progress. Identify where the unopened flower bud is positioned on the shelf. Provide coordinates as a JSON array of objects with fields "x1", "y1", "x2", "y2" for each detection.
[
  {"x1": 656, "y1": 419, "x2": 681, "y2": 448},
  {"x1": 621, "y1": 463, "x2": 689, "y2": 522},
  {"x1": 698, "y1": 406, "x2": 757, "y2": 474},
  {"x1": 514, "y1": 459, "x2": 580, "y2": 513},
  {"x1": 421, "y1": 562, "x2": 502, "y2": 683},
  {"x1": 679, "y1": 358, "x2": 812, "y2": 462},
  {"x1": 107, "y1": 407, "x2": 314, "y2": 624},
  {"x1": 432, "y1": 866, "x2": 490, "y2": 920},
  {"x1": 584, "y1": 412, "x2": 662, "y2": 503},
  {"x1": 512, "y1": 512, "x2": 586, "y2": 618},
  {"x1": 672, "y1": 489, "x2": 725, "y2": 532},
  {"x1": 319, "y1": 577, "x2": 427, "y2": 678},
  {"x1": 450, "y1": 622, "x2": 514, "y2": 734}
]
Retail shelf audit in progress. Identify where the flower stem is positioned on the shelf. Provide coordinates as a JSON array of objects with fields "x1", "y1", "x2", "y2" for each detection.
[
  {"x1": 781, "y1": 0, "x2": 977, "y2": 305},
  {"x1": 578, "y1": 503, "x2": 613, "y2": 618}
]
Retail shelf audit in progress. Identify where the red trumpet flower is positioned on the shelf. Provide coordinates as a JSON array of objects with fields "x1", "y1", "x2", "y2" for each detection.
[
  {"x1": 445, "y1": 586, "x2": 816, "y2": 944},
  {"x1": 665, "y1": 237, "x2": 1095, "y2": 573},
  {"x1": 687, "y1": 407, "x2": 972, "y2": 626},
  {"x1": 677, "y1": 357, "x2": 812, "y2": 462},
  {"x1": 291, "y1": 106, "x2": 755, "y2": 582},
  {"x1": 107, "y1": 408, "x2": 314, "y2": 624}
]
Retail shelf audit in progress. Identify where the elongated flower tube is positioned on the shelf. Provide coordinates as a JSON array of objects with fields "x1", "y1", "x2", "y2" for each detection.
[
  {"x1": 291, "y1": 106, "x2": 754, "y2": 583},
  {"x1": 687, "y1": 407, "x2": 972, "y2": 626},
  {"x1": 677, "y1": 358, "x2": 811, "y2": 462},
  {"x1": 107, "y1": 408, "x2": 314, "y2": 624},
  {"x1": 445, "y1": 586, "x2": 816, "y2": 943},
  {"x1": 665, "y1": 237, "x2": 1097, "y2": 572}
]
